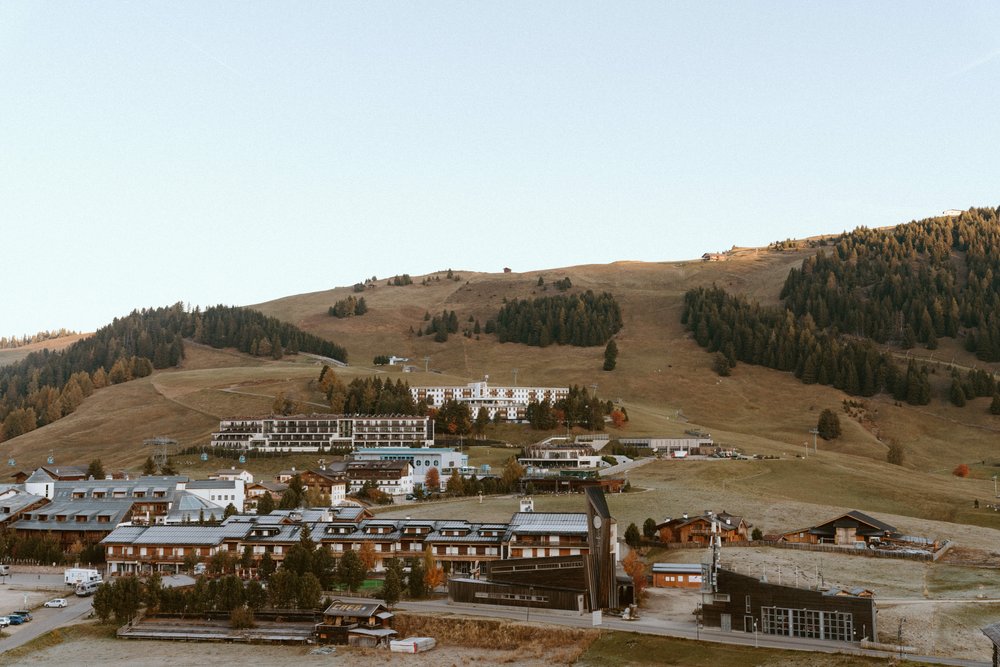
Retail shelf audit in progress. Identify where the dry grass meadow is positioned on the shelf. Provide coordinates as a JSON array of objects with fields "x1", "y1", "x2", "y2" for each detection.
[
  {"x1": 4, "y1": 253, "x2": 1000, "y2": 661},
  {"x1": 6, "y1": 253, "x2": 1000, "y2": 523}
]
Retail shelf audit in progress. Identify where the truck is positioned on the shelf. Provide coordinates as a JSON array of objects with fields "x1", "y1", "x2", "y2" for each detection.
[{"x1": 64, "y1": 568, "x2": 101, "y2": 587}]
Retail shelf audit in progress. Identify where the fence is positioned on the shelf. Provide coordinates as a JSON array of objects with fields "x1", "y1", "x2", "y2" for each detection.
[{"x1": 650, "y1": 538, "x2": 951, "y2": 562}]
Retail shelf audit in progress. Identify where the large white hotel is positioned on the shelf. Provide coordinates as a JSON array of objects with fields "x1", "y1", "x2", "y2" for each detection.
[
  {"x1": 210, "y1": 414, "x2": 434, "y2": 452},
  {"x1": 410, "y1": 379, "x2": 568, "y2": 422}
]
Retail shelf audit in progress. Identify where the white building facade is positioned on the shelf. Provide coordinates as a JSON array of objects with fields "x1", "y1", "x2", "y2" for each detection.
[{"x1": 411, "y1": 380, "x2": 568, "y2": 422}]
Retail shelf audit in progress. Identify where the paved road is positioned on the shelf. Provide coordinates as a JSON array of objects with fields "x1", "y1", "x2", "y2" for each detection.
[
  {"x1": 0, "y1": 594, "x2": 93, "y2": 653},
  {"x1": 396, "y1": 599, "x2": 991, "y2": 667}
]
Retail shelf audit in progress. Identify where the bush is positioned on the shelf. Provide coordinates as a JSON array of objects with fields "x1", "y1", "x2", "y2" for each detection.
[
  {"x1": 230, "y1": 606, "x2": 256, "y2": 629},
  {"x1": 953, "y1": 463, "x2": 970, "y2": 478},
  {"x1": 887, "y1": 442, "x2": 905, "y2": 466},
  {"x1": 751, "y1": 527, "x2": 763, "y2": 541}
]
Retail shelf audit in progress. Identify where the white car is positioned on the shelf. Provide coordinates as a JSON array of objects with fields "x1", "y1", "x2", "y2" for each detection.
[
  {"x1": 43, "y1": 598, "x2": 67, "y2": 608},
  {"x1": 0, "y1": 616, "x2": 9, "y2": 628}
]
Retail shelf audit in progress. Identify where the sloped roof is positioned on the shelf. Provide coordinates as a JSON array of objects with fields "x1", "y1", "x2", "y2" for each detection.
[
  {"x1": 25, "y1": 469, "x2": 55, "y2": 484},
  {"x1": 585, "y1": 486, "x2": 611, "y2": 519},
  {"x1": 982, "y1": 622, "x2": 1000, "y2": 646}
]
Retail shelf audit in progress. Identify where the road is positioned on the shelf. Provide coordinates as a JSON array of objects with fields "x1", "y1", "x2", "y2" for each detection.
[
  {"x1": 396, "y1": 599, "x2": 991, "y2": 667},
  {"x1": 0, "y1": 590, "x2": 93, "y2": 653}
]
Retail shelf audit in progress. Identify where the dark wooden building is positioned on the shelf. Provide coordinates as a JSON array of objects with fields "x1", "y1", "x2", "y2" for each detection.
[
  {"x1": 447, "y1": 487, "x2": 623, "y2": 612},
  {"x1": 314, "y1": 597, "x2": 394, "y2": 645},
  {"x1": 702, "y1": 569, "x2": 876, "y2": 642},
  {"x1": 781, "y1": 510, "x2": 896, "y2": 546}
]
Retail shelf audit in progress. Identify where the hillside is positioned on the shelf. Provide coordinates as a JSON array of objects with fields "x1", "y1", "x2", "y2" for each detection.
[{"x1": 1, "y1": 225, "x2": 999, "y2": 532}]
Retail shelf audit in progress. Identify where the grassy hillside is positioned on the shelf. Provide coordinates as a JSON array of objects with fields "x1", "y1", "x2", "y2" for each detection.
[
  {"x1": 0, "y1": 333, "x2": 90, "y2": 367},
  {"x1": 2, "y1": 244, "x2": 998, "y2": 536}
]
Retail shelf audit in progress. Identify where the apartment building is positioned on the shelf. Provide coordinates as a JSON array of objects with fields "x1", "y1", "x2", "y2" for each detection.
[
  {"x1": 210, "y1": 414, "x2": 434, "y2": 452},
  {"x1": 410, "y1": 380, "x2": 568, "y2": 422}
]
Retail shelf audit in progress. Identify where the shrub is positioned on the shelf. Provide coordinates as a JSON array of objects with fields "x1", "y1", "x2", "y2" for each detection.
[
  {"x1": 953, "y1": 463, "x2": 970, "y2": 478},
  {"x1": 230, "y1": 606, "x2": 256, "y2": 629}
]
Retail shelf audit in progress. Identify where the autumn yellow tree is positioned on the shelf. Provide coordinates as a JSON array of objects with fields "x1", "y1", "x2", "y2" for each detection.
[
  {"x1": 358, "y1": 542, "x2": 377, "y2": 572},
  {"x1": 622, "y1": 550, "x2": 646, "y2": 603},
  {"x1": 422, "y1": 546, "x2": 444, "y2": 591}
]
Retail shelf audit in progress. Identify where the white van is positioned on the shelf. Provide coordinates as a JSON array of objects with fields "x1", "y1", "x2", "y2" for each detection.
[{"x1": 75, "y1": 579, "x2": 102, "y2": 597}]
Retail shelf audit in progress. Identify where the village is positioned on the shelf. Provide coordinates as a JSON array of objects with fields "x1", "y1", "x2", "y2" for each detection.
[{"x1": 0, "y1": 380, "x2": 997, "y2": 664}]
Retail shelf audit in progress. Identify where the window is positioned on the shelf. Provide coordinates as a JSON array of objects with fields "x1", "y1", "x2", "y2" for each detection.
[
  {"x1": 713, "y1": 593, "x2": 730, "y2": 602},
  {"x1": 745, "y1": 595, "x2": 751, "y2": 614}
]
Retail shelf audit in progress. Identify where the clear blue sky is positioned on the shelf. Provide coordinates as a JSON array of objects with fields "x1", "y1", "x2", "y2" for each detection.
[{"x1": 3, "y1": 2, "x2": 999, "y2": 336}]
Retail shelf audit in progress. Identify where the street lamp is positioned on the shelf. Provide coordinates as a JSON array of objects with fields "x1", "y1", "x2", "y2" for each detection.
[{"x1": 753, "y1": 619, "x2": 758, "y2": 648}]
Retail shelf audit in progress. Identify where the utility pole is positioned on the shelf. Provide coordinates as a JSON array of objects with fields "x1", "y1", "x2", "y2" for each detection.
[
  {"x1": 809, "y1": 428, "x2": 819, "y2": 454},
  {"x1": 512, "y1": 368, "x2": 518, "y2": 386},
  {"x1": 993, "y1": 474, "x2": 998, "y2": 498},
  {"x1": 897, "y1": 618, "x2": 905, "y2": 660},
  {"x1": 423, "y1": 356, "x2": 430, "y2": 373}
]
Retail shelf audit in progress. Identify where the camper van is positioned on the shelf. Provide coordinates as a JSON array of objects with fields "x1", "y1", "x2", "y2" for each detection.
[
  {"x1": 64, "y1": 568, "x2": 101, "y2": 587},
  {"x1": 75, "y1": 579, "x2": 102, "y2": 597}
]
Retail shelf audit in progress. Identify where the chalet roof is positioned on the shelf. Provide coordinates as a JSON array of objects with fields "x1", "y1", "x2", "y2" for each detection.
[
  {"x1": 18, "y1": 499, "x2": 134, "y2": 531},
  {"x1": 506, "y1": 512, "x2": 588, "y2": 537},
  {"x1": 813, "y1": 510, "x2": 896, "y2": 534},
  {"x1": 982, "y1": 622, "x2": 1000, "y2": 647},
  {"x1": 101, "y1": 524, "x2": 251, "y2": 545},
  {"x1": 25, "y1": 469, "x2": 55, "y2": 484},
  {"x1": 186, "y1": 480, "x2": 237, "y2": 490},
  {"x1": 249, "y1": 481, "x2": 288, "y2": 492},
  {"x1": 652, "y1": 563, "x2": 703, "y2": 574},
  {"x1": 0, "y1": 492, "x2": 46, "y2": 522},
  {"x1": 323, "y1": 597, "x2": 388, "y2": 619}
]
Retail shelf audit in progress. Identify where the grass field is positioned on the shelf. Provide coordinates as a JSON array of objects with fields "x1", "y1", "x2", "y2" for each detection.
[{"x1": 577, "y1": 631, "x2": 938, "y2": 667}]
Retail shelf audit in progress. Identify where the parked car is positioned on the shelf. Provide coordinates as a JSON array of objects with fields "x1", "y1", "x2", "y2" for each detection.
[
  {"x1": 44, "y1": 598, "x2": 67, "y2": 608},
  {"x1": 7, "y1": 614, "x2": 24, "y2": 625},
  {"x1": 193, "y1": 563, "x2": 206, "y2": 575},
  {"x1": 11, "y1": 610, "x2": 31, "y2": 621},
  {"x1": 0, "y1": 617, "x2": 10, "y2": 628}
]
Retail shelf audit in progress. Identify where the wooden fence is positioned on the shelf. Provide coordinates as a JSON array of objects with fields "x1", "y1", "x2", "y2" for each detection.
[{"x1": 647, "y1": 538, "x2": 951, "y2": 562}]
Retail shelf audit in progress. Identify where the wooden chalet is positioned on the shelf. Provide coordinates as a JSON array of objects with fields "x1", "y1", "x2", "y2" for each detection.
[
  {"x1": 652, "y1": 562, "x2": 703, "y2": 589},
  {"x1": 656, "y1": 511, "x2": 750, "y2": 544},
  {"x1": 781, "y1": 510, "x2": 897, "y2": 546},
  {"x1": 315, "y1": 597, "x2": 395, "y2": 645}
]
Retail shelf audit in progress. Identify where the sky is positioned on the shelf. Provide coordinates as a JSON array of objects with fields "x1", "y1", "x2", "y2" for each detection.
[{"x1": 2, "y1": 2, "x2": 1000, "y2": 337}]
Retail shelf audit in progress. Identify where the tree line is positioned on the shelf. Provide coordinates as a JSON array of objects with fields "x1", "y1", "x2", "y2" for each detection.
[
  {"x1": 488, "y1": 290, "x2": 623, "y2": 347},
  {"x1": 778, "y1": 207, "x2": 1000, "y2": 361},
  {"x1": 318, "y1": 366, "x2": 420, "y2": 415},
  {"x1": 0, "y1": 304, "x2": 348, "y2": 442},
  {"x1": 0, "y1": 329, "x2": 78, "y2": 349},
  {"x1": 525, "y1": 385, "x2": 609, "y2": 430},
  {"x1": 683, "y1": 286, "x2": 932, "y2": 404}
]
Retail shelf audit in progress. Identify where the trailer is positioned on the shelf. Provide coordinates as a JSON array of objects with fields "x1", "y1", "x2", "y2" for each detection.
[
  {"x1": 64, "y1": 568, "x2": 101, "y2": 586},
  {"x1": 390, "y1": 637, "x2": 436, "y2": 653}
]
